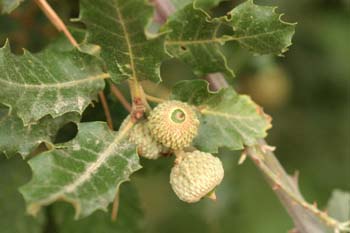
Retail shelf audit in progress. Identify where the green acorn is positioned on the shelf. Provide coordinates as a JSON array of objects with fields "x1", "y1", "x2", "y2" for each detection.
[
  {"x1": 170, "y1": 150, "x2": 224, "y2": 203},
  {"x1": 147, "y1": 101, "x2": 199, "y2": 150},
  {"x1": 129, "y1": 122, "x2": 167, "y2": 159},
  {"x1": 119, "y1": 116, "x2": 167, "y2": 160}
]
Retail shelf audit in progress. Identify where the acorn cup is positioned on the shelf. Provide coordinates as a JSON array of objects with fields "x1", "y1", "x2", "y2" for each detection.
[
  {"x1": 129, "y1": 121, "x2": 169, "y2": 159},
  {"x1": 120, "y1": 116, "x2": 168, "y2": 160},
  {"x1": 147, "y1": 100, "x2": 200, "y2": 150},
  {"x1": 170, "y1": 150, "x2": 224, "y2": 203}
]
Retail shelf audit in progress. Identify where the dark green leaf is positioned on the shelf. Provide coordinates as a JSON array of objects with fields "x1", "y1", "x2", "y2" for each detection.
[
  {"x1": 79, "y1": 0, "x2": 167, "y2": 83},
  {"x1": 171, "y1": 80, "x2": 271, "y2": 152},
  {"x1": 53, "y1": 183, "x2": 144, "y2": 233},
  {"x1": 20, "y1": 122, "x2": 141, "y2": 219},
  {"x1": 0, "y1": 156, "x2": 45, "y2": 233},
  {"x1": 163, "y1": 5, "x2": 234, "y2": 77},
  {"x1": 0, "y1": 106, "x2": 80, "y2": 158},
  {"x1": 228, "y1": 0, "x2": 296, "y2": 55},
  {"x1": 163, "y1": 1, "x2": 295, "y2": 78},
  {"x1": 0, "y1": 41, "x2": 107, "y2": 125}
]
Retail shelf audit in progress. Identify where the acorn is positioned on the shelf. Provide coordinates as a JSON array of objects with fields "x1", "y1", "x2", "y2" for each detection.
[
  {"x1": 170, "y1": 150, "x2": 224, "y2": 203},
  {"x1": 119, "y1": 116, "x2": 167, "y2": 159},
  {"x1": 147, "y1": 101, "x2": 199, "y2": 150}
]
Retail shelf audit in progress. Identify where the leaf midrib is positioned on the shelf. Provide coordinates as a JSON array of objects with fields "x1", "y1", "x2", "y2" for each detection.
[
  {"x1": 113, "y1": 1, "x2": 137, "y2": 80},
  {"x1": 202, "y1": 109, "x2": 260, "y2": 120},
  {"x1": 28, "y1": 129, "x2": 129, "y2": 214},
  {"x1": 165, "y1": 28, "x2": 291, "y2": 46},
  {"x1": 0, "y1": 73, "x2": 109, "y2": 89}
]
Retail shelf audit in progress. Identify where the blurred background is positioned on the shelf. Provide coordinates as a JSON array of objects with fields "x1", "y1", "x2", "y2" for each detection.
[{"x1": 0, "y1": 0, "x2": 349, "y2": 232}]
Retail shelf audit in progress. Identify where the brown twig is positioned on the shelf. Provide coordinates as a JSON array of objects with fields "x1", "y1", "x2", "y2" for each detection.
[
  {"x1": 247, "y1": 142, "x2": 350, "y2": 233},
  {"x1": 111, "y1": 189, "x2": 120, "y2": 221},
  {"x1": 110, "y1": 82, "x2": 132, "y2": 112},
  {"x1": 150, "y1": 0, "x2": 176, "y2": 23},
  {"x1": 128, "y1": 78, "x2": 151, "y2": 121},
  {"x1": 98, "y1": 92, "x2": 113, "y2": 128},
  {"x1": 98, "y1": 92, "x2": 114, "y2": 129},
  {"x1": 204, "y1": 73, "x2": 229, "y2": 90},
  {"x1": 34, "y1": 0, "x2": 113, "y2": 129},
  {"x1": 34, "y1": 0, "x2": 78, "y2": 47}
]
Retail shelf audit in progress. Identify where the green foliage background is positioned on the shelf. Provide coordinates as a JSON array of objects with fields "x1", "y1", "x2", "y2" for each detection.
[{"x1": 0, "y1": 0, "x2": 349, "y2": 232}]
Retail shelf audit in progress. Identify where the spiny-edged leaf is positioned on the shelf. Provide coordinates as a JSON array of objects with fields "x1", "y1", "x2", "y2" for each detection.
[
  {"x1": 0, "y1": 156, "x2": 45, "y2": 233},
  {"x1": 327, "y1": 190, "x2": 350, "y2": 222},
  {"x1": 20, "y1": 122, "x2": 141, "y2": 219},
  {"x1": 79, "y1": 0, "x2": 167, "y2": 83},
  {"x1": 171, "y1": 80, "x2": 271, "y2": 152},
  {"x1": 0, "y1": 105, "x2": 80, "y2": 158},
  {"x1": 0, "y1": 41, "x2": 107, "y2": 125},
  {"x1": 53, "y1": 183, "x2": 144, "y2": 233},
  {"x1": 227, "y1": 0, "x2": 295, "y2": 55},
  {"x1": 163, "y1": 1, "x2": 295, "y2": 77},
  {"x1": 163, "y1": 5, "x2": 234, "y2": 77},
  {"x1": 0, "y1": 0, "x2": 25, "y2": 14}
]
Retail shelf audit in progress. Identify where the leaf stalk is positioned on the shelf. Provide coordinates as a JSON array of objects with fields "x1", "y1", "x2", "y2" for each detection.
[
  {"x1": 109, "y1": 82, "x2": 132, "y2": 112},
  {"x1": 128, "y1": 79, "x2": 150, "y2": 120}
]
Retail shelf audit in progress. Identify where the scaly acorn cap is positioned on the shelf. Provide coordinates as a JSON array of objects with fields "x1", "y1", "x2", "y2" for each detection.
[
  {"x1": 129, "y1": 122, "x2": 167, "y2": 159},
  {"x1": 119, "y1": 116, "x2": 167, "y2": 159},
  {"x1": 147, "y1": 101, "x2": 199, "y2": 150},
  {"x1": 170, "y1": 150, "x2": 224, "y2": 203}
]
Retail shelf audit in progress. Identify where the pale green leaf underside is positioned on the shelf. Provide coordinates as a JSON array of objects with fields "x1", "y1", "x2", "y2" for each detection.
[
  {"x1": 327, "y1": 189, "x2": 350, "y2": 222},
  {"x1": 53, "y1": 183, "x2": 143, "y2": 233},
  {"x1": 0, "y1": 105, "x2": 80, "y2": 158},
  {"x1": 20, "y1": 122, "x2": 141, "y2": 219},
  {"x1": 0, "y1": 0, "x2": 25, "y2": 14},
  {"x1": 171, "y1": 80, "x2": 271, "y2": 152},
  {"x1": 0, "y1": 42, "x2": 107, "y2": 125},
  {"x1": 80, "y1": 0, "x2": 167, "y2": 83},
  {"x1": 0, "y1": 157, "x2": 44, "y2": 233}
]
